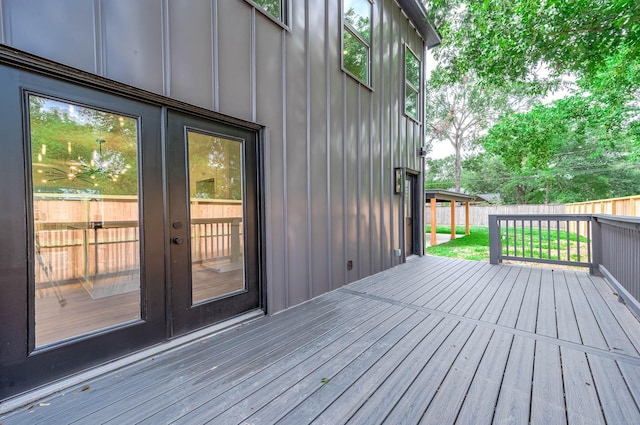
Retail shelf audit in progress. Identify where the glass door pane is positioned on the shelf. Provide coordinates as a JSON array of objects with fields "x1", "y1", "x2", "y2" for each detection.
[
  {"x1": 187, "y1": 130, "x2": 245, "y2": 304},
  {"x1": 29, "y1": 94, "x2": 141, "y2": 347}
]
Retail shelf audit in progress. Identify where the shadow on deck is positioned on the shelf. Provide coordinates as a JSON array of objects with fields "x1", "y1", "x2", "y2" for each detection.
[{"x1": 3, "y1": 256, "x2": 640, "y2": 424}]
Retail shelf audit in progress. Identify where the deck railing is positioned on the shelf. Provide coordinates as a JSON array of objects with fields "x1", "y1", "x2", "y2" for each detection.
[{"x1": 489, "y1": 214, "x2": 640, "y2": 316}]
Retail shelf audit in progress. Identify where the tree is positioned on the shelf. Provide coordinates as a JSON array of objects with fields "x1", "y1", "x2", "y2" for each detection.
[
  {"x1": 480, "y1": 93, "x2": 640, "y2": 203},
  {"x1": 423, "y1": 0, "x2": 640, "y2": 89},
  {"x1": 425, "y1": 70, "x2": 534, "y2": 191},
  {"x1": 424, "y1": 155, "x2": 456, "y2": 189}
]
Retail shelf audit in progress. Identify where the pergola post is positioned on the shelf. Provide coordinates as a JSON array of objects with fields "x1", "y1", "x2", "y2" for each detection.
[
  {"x1": 450, "y1": 201, "x2": 456, "y2": 240},
  {"x1": 430, "y1": 197, "x2": 437, "y2": 246},
  {"x1": 465, "y1": 202, "x2": 470, "y2": 235}
]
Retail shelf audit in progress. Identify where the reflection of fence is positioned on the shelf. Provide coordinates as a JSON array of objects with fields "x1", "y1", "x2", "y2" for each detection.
[
  {"x1": 191, "y1": 218, "x2": 243, "y2": 265},
  {"x1": 35, "y1": 218, "x2": 243, "y2": 286}
]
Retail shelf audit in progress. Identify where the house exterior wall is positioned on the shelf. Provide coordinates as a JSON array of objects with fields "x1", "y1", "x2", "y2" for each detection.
[{"x1": 0, "y1": 0, "x2": 427, "y2": 313}]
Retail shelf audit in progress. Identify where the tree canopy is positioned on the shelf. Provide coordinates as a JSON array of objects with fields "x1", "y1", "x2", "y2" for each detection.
[
  {"x1": 424, "y1": 0, "x2": 640, "y2": 88},
  {"x1": 423, "y1": 0, "x2": 640, "y2": 204}
]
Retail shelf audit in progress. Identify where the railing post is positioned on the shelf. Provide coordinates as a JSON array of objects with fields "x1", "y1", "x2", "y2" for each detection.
[
  {"x1": 591, "y1": 216, "x2": 602, "y2": 275},
  {"x1": 230, "y1": 218, "x2": 241, "y2": 263},
  {"x1": 489, "y1": 215, "x2": 501, "y2": 265}
]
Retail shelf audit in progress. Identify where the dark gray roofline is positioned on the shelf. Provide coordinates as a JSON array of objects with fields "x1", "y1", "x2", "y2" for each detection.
[{"x1": 396, "y1": 0, "x2": 442, "y2": 48}]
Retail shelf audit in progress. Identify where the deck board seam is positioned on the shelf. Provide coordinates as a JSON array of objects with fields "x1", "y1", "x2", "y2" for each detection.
[{"x1": 341, "y1": 288, "x2": 640, "y2": 366}]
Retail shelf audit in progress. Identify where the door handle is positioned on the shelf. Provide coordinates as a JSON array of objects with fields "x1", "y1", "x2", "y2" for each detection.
[{"x1": 172, "y1": 236, "x2": 185, "y2": 245}]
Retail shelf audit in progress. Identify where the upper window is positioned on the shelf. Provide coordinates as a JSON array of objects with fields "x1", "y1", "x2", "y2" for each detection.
[
  {"x1": 342, "y1": 0, "x2": 372, "y2": 85},
  {"x1": 404, "y1": 46, "x2": 420, "y2": 121},
  {"x1": 250, "y1": 0, "x2": 286, "y2": 24}
]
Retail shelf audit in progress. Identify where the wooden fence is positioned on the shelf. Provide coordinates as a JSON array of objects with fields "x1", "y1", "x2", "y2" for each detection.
[
  {"x1": 424, "y1": 204, "x2": 566, "y2": 228},
  {"x1": 566, "y1": 195, "x2": 640, "y2": 217}
]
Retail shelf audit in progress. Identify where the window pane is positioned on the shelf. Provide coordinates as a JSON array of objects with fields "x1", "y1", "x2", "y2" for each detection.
[
  {"x1": 344, "y1": 0, "x2": 371, "y2": 41},
  {"x1": 406, "y1": 85, "x2": 418, "y2": 119},
  {"x1": 188, "y1": 131, "x2": 245, "y2": 304},
  {"x1": 253, "y1": 0, "x2": 282, "y2": 21},
  {"x1": 405, "y1": 47, "x2": 420, "y2": 88},
  {"x1": 29, "y1": 95, "x2": 141, "y2": 347},
  {"x1": 343, "y1": 28, "x2": 370, "y2": 84}
]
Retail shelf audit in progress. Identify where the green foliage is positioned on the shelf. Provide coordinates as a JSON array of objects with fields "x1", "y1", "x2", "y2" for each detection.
[
  {"x1": 424, "y1": 0, "x2": 640, "y2": 88},
  {"x1": 343, "y1": 3, "x2": 371, "y2": 84},
  {"x1": 253, "y1": 0, "x2": 282, "y2": 20},
  {"x1": 422, "y1": 0, "x2": 640, "y2": 203},
  {"x1": 29, "y1": 96, "x2": 139, "y2": 196},
  {"x1": 479, "y1": 87, "x2": 640, "y2": 203},
  {"x1": 425, "y1": 155, "x2": 455, "y2": 189},
  {"x1": 425, "y1": 227, "x2": 490, "y2": 261}
]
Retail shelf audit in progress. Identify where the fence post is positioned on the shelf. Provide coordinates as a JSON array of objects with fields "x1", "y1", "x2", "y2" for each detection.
[
  {"x1": 489, "y1": 215, "x2": 501, "y2": 265},
  {"x1": 591, "y1": 216, "x2": 602, "y2": 275}
]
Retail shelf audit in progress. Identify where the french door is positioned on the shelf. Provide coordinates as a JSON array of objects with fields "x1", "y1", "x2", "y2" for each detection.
[
  {"x1": 0, "y1": 66, "x2": 261, "y2": 400},
  {"x1": 166, "y1": 110, "x2": 261, "y2": 336}
]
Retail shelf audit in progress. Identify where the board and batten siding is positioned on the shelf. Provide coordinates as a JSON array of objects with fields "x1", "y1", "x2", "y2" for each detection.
[{"x1": 0, "y1": 0, "x2": 426, "y2": 313}]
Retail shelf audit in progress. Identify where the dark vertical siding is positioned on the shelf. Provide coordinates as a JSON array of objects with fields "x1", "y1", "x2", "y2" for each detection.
[
  {"x1": 218, "y1": 0, "x2": 252, "y2": 120},
  {"x1": 255, "y1": 16, "x2": 286, "y2": 312},
  {"x1": 345, "y1": 80, "x2": 359, "y2": 283},
  {"x1": 167, "y1": 0, "x2": 214, "y2": 110},
  {"x1": 4, "y1": 0, "x2": 96, "y2": 73},
  {"x1": 285, "y1": 0, "x2": 310, "y2": 306},
  {"x1": 329, "y1": 4, "x2": 346, "y2": 292},
  {"x1": 0, "y1": 0, "x2": 427, "y2": 314},
  {"x1": 309, "y1": 0, "x2": 330, "y2": 297},
  {"x1": 102, "y1": 0, "x2": 164, "y2": 94}
]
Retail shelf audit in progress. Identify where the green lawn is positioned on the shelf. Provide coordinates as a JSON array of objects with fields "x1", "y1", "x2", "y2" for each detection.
[
  {"x1": 425, "y1": 226, "x2": 490, "y2": 261},
  {"x1": 424, "y1": 225, "x2": 588, "y2": 263}
]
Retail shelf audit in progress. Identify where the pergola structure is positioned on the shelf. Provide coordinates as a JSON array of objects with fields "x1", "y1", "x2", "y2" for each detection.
[{"x1": 425, "y1": 190, "x2": 477, "y2": 246}]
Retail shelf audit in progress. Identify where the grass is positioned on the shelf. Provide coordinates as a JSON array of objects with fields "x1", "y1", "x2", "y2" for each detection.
[
  {"x1": 425, "y1": 226, "x2": 490, "y2": 261},
  {"x1": 501, "y1": 227, "x2": 589, "y2": 263},
  {"x1": 425, "y1": 225, "x2": 467, "y2": 235},
  {"x1": 425, "y1": 225, "x2": 590, "y2": 264}
]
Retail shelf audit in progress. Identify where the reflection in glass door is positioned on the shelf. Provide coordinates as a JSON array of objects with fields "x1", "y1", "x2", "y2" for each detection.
[
  {"x1": 167, "y1": 110, "x2": 260, "y2": 336},
  {"x1": 187, "y1": 131, "x2": 245, "y2": 303},
  {"x1": 28, "y1": 95, "x2": 141, "y2": 347}
]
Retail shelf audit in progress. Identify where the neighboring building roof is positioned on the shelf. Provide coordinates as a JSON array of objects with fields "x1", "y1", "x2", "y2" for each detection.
[
  {"x1": 425, "y1": 190, "x2": 477, "y2": 203},
  {"x1": 476, "y1": 193, "x2": 501, "y2": 204},
  {"x1": 396, "y1": 0, "x2": 442, "y2": 48}
]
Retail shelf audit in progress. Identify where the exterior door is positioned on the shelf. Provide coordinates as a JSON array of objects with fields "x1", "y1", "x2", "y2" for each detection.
[
  {"x1": 0, "y1": 67, "x2": 262, "y2": 401},
  {"x1": 404, "y1": 172, "x2": 420, "y2": 257},
  {"x1": 0, "y1": 67, "x2": 166, "y2": 399},
  {"x1": 166, "y1": 111, "x2": 261, "y2": 336}
]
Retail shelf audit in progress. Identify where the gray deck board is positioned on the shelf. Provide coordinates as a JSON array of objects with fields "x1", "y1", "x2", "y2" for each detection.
[
  {"x1": 3, "y1": 256, "x2": 640, "y2": 425},
  {"x1": 455, "y1": 330, "x2": 513, "y2": 425},
  {"x1": 492, "y1": 336, "x2": 536, "y2": 424},
  {"x1": 530, "y1": 341, "x2": 566, "y2": 424}
]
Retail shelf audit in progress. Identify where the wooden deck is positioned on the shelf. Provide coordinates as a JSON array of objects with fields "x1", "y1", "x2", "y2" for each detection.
[{"x1": 3, "y1": 256, "x2": 640, "y2": 424}]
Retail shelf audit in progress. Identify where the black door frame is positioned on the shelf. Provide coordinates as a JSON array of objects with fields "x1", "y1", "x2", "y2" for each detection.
[
  {"x1": 403, "y1": 169, "x2": 421, "y2": 259},
  {"x1": 165, "y1": 110, "x2": 263, "y2": 337},
  {"x1": 0, "y1": 66, "x2": 167, "y2": 399},
  {"x1": 0, "y1": 48, "x2": 266, "y2": 401}
]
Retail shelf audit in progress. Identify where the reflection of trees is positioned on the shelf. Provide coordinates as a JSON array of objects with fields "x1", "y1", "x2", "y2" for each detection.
[
  {"x1": 343, "y1": 7, "x2": 370, "y2": 83},
  {"x1": 253, "y1": 0, "x2": 281, "y2": 20},
  {"x1": 29, "y1": 96, "x2": 139, "y2": 196},
  {"x1": 405, "y1": 48, "x2": 420, "y2": 119},
  {"x1": 189, "y1": 133, "x2": 242, "y2": 201}
]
